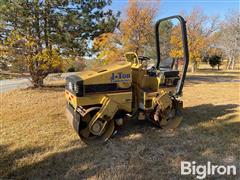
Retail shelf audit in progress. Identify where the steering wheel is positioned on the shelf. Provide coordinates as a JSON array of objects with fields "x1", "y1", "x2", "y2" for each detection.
[
  {"x1": 138, "y1": 56, "x2": 151, "y2": 63},
  {"x1": 138, "y1": 56, "x2": 159, "y2": 76}
]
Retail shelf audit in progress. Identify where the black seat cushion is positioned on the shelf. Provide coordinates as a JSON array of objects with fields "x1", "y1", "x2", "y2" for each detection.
[{"x1": 160, "y1": 69, "x2": 179, "y2": 78}]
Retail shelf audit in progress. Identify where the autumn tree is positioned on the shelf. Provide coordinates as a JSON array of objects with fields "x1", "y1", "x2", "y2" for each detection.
[
  {"x1": 5, "y1": 31, "x2": 62, "y2": 86},
  {"x1": 0, "y1": 45, "x2": 10, "y2": 70},
  {"x1": 158, "y1": 20, "x2": 173, "y2": 59},
  {"x1": 120, "y1": 0, "x2": 160, "y2": 55},
  {"x1": 94, "y1": 0, "x2": 160, "y2": 64},
  {"x1": 170, "y1": 8, "x2": 219, "y2": 72},
  {"x1": 93, "y1": 33, "x2": 123, "y2": 65},
  {"x1": 0, "y1": 0, "x2": 119, "y2": 86}
]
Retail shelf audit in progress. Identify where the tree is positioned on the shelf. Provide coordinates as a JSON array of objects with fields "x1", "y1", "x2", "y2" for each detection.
[
  {"x1": 120, "y1": 0, "x2": 159, "y2": 55},
  {"x1": 0, "y1": 0, "x2": 119, "y2": 86},
  {"x1": 64, "y1": 56, "x2": 87, "y2": 72},
  {"x1": 170, "y1": 8, "x2": 219, "y2": 72},
  {"x1": 0, "y1": 45, "x2": 10, "y2": 71},
  {"x1": 208, "y1": 55, "x2": 221, "y2": 70},
  {"x1": 93, "y1": 32, "x2": 123, "y2": 65},
  {"x1": 158, "y1": 20, "x2": 173, "y2": 60},
  {"x1": 217, "y1": 10, "x2": 239, "y2": 70},
  {"x1": 0, "y1": 0, "x2": 119, "y2": 56},
  {"x1": 6, "y1": 31, "x2": 62, "y2": 86},
  {"x1": 93, "y1": 0, "x2": 159, "y2": 64}
]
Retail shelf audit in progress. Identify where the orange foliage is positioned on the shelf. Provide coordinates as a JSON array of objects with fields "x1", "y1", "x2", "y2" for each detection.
[
  {"x1": 170, "y1": 20, "x2": 206, "y2": 61},
  {"x1": 93, "y1": 33, "x2": 122, "y2": 64},
  {"x1": 120, "y1": 0, "x2": 159, "y2": 55},
  {"x1": 93, "y1": 0, "x2": 160, "y2": 64},
  {"x1": 170, "y1": 8, "x2": 217, "y2": 71}
]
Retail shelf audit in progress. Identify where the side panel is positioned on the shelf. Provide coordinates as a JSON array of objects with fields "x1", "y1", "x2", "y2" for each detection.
[
  {"x1": 74, "y1": 92, "x2": 132, "y2": 113},
  {"x1": 131, "y1": 64, "x2": 160, "y2": 111},
  {"x1": 106, "y1": 92, "x2": 132, "y2": 112},
  {"x1": 84, "y1": 62, "x2": 132, "y2": 85}
]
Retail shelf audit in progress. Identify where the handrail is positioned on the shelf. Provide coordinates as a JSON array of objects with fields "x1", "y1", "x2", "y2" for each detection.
[{"x1": 155, "y1": 15, "x2": 189, "y2": 96}]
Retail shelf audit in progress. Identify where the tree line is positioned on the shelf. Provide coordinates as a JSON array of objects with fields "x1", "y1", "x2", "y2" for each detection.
[
  {"x1": 0, "y1": 0, "x2": 119, "y2": 86},
  {"x1": 0, "y1": 0, "x2": 239, "y2": 87},
  {"x1": 94, "y1": 1, "x2": 239, "y2": 72}
]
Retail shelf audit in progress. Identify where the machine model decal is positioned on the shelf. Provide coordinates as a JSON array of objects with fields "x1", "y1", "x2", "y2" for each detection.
[{"x1": 111, "y1": 72, "x2": 131, "y2": 82}]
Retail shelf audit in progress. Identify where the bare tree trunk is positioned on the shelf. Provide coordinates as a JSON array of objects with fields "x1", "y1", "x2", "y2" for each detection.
[
  {"x1": 231, "y1": 57, "x2": 235, "y2": 70},
  {"x1": 191, "y1": 61, "x2": 197, "y2": 72},
  {"x1": 227, "y1": 57, "x2": 232, "y2": 70},
  {"x1": 32, "y1": 76, "x2": 44, "y2": 87}
]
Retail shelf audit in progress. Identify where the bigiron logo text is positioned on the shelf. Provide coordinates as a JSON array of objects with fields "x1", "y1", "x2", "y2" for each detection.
[
  {"x1": 181, "y1": 161, "x2": 237, "y2": 179},
  {"x1": 111, "y1": 72, "x2": 130, "y2": 82}
]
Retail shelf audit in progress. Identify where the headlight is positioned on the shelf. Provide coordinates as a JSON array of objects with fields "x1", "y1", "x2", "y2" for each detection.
[
  {"x1": 68, "y1": 82, "x2": 78, "y2": 93},
  {"x1": 74, "y1": 84, "x2": 79, "y2": 93},
  {"x1": 66, "y1": 75, "x2": 83, "y2": 97},
  {"x1": 68, "y1": 82, "x2": 73, "y2": 91}
]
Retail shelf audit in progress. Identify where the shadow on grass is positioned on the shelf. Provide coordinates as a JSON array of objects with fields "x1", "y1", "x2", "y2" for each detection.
[
  {"x1": 186, "y1": 75, "x2": 240, "y2": 85},
  {"x1": 183, "y1": 103, "x2": 239, "y2": 126},
  {"x1": 2, "y1": 104, "x2": 239, "y2": 179},
  {"x1": 196, "y1": 69, "x2": 240, "y2": 75},
  {"x1": 181, "y1": 104, "x2": 240, "y2": 178},
  {"x1": 0, "y1": 144, "x2": 47, "y2": 178},
  {"x1": 25, "y1": 85, "x2": 64, "y2": 92}
]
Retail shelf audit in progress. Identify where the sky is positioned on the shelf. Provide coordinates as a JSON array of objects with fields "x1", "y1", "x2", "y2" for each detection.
[{"x1": 110, "y1": 0, "x2": 239, "y2": 19}]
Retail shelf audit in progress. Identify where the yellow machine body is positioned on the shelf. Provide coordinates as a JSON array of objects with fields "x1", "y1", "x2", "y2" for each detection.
[
  {"x1": 65, "y1": 54, "x2": 182, "y2": 143},
  {"x1": 65, "y1": 15, "x2": 189, "y2": 144},
  {"x1": 65, "y1": 61, "x2": 132, "y2": 112}
]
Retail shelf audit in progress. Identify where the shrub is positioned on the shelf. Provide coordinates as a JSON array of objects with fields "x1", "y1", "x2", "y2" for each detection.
[{"x1": 209, "y1": 55, "x2": 222, "y2": 70}]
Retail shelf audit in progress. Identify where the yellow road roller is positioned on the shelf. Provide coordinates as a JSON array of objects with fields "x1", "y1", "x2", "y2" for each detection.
[{"x1": 65, "y1": 15, "x2": 189, "y2": 144}]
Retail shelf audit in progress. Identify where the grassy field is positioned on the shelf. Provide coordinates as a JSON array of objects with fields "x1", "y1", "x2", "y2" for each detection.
[{"x1": 1, "y1": 73, "x2": 240, "y2": 179}]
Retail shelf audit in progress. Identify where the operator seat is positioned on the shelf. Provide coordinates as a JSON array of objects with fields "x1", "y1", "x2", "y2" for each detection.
[{"x1": 159, "y1": 57, "x2": 180, "y2": 86}]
